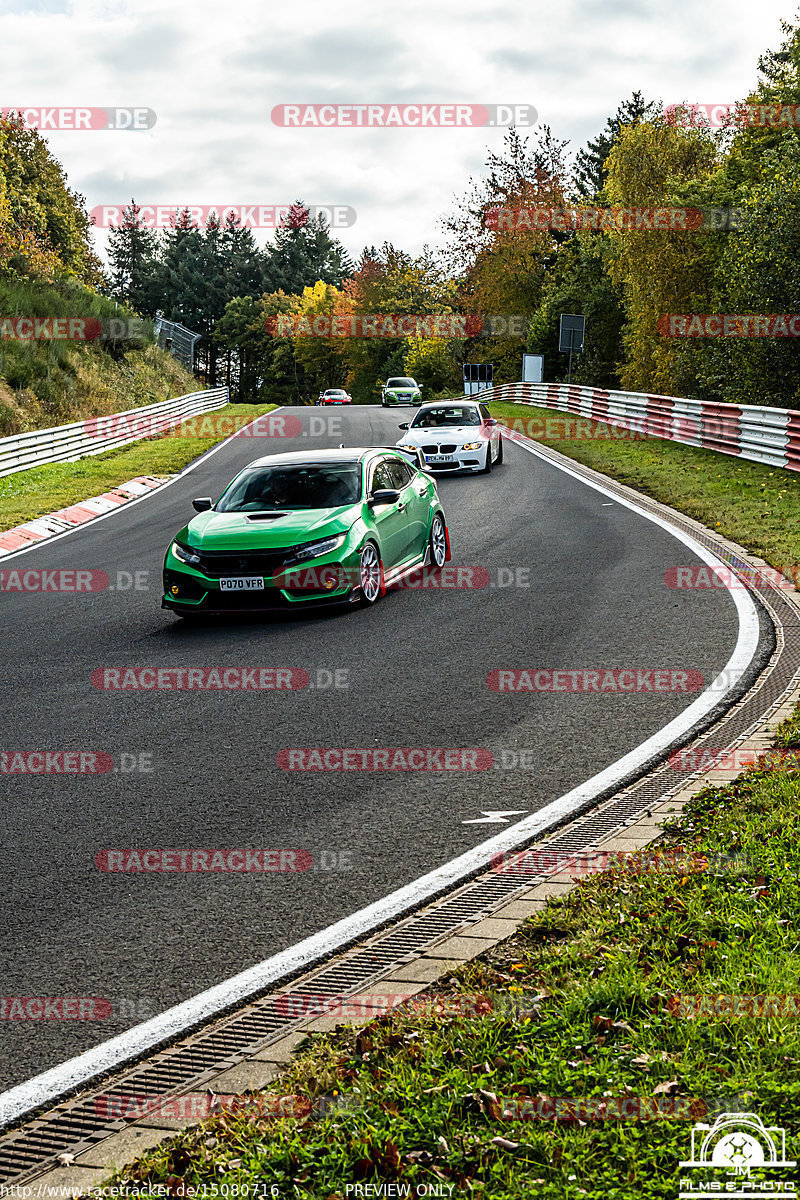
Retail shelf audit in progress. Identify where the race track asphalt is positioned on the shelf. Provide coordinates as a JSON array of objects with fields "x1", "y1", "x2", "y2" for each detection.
[{"x1": 0, "y1": 404, "x2": 745, "y2": 1088}]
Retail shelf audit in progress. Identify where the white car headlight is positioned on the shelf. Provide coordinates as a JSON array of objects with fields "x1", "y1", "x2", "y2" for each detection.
[
  {"x1": 461, "y1": 442, "x2": 483, "y2": 451},
  {"x1": 172, "y1": 541, "x2": 203, "y2": 566},
  {"x1": 287, "y1": 534, "x2": 346, "y2": 564}
]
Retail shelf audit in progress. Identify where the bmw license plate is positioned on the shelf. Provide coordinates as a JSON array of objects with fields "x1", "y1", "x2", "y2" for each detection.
[
  {"x1": 425, "y1": 454, "x2": 455, "y2": 463},
  {"x1": 219, "y1": 577, "x2": 265, "y2": 591}
]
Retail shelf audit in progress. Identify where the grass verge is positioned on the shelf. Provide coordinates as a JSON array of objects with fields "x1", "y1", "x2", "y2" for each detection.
[
  {"x1": 489, "y1": 401, "x2": 800, "y2": 575},
  {"x1": 106, "y1": 714, "x2": 800, "y2": 1199},
  {"x1": 0, "y1": 405, "x2": 276, "y2": 531},
  {"x1": 0, "y1": 276, "x2": 198, "y2": 434}
]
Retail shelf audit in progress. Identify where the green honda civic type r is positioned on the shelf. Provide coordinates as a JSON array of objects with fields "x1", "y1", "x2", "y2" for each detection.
[{"x1": 162, "y1": 448, "x2": 451, "y2": 617}]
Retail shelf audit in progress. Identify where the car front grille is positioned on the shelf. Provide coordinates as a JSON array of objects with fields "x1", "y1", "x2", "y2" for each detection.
[
  {"x1": 420, "y1": 443, "x2": 458, "y2": 454},
  {"x1": 193, "y1": 549, "x2": 299, "y2": 578},
  {"x1": 439, "y1": 444, "x2": 458, "y2": 454}
]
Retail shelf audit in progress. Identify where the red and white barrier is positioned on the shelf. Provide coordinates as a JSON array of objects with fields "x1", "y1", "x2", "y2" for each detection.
[
  {"x1": 0, "y1": 476, "x2": 167, "y2": 558},
  {"x1": 484, "y1": 382, "x2": 799, "y2": 472}
]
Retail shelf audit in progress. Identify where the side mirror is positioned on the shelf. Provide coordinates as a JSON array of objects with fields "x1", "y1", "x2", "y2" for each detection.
[
  {"x1": 368, "y1": 488, "x2": 401, "y2": 507},
  {"x1": 484, "y1": 417, "x2": 498, "y2": 426},
  {"x1": 192, "y1": 497, "x2": 213, "y2": 512},
  {"x1": 398, "y1": 422, "x2": 410, "y2": 430}
]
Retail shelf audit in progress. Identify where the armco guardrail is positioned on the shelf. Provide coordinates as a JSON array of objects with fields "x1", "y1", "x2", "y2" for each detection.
[
  {"x1": 0, "y1": 388, "x2": 229, "y2": 479},
  {"x1": 484, "y1": 381, "x2": 800, "y2": 472}
]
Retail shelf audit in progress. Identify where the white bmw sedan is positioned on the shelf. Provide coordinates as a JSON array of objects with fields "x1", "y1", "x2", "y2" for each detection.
[{"x1": 396, "y1": 400, "x2": 503, "y2": 474}]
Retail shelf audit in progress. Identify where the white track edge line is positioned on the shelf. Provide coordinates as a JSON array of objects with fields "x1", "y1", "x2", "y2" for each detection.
[{"x1": 0, "y1": 428, "x2": 761, "y2": 1128}]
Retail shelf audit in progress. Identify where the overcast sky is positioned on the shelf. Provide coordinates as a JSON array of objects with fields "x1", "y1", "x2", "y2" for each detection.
[{"x1": 0, "y1": 0, "x2": 795, "y2": 267}]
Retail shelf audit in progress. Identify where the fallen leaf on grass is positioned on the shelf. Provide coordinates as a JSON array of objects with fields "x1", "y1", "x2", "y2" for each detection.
[{"x1": 653, "y1": 1080, "x2": 681, "y2": 1096}]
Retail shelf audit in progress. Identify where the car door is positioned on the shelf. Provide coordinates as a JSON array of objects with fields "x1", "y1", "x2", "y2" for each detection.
[
  {"x1": 368, "y1": 459, "x2": 408, "y2": 570},
  {"x1": 385, "y1": 456, "x2": 427, "y2": 561}
]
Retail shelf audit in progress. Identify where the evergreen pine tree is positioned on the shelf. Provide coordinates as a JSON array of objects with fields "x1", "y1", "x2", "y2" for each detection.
[
  {"x1": 574, "y1": 92, "x2": 659, "y2": 199},
  {"x1": 106, "y1": 201, "x2": 160, "y2": 315}
]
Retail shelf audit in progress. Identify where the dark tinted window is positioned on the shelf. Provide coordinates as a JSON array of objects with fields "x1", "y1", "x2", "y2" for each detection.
[
  {"x1": 217, "y1": 463, "x2": 361, "y2": 512},
  {"x1": 411, "y1": 405, "x2": 481, "y2": 428},
  {"x1": 385, "y1": 458, "x2": 414, "y2": 489},
  {"x1": 370, "y1": 461, "x2": 395, "y2": 492}
]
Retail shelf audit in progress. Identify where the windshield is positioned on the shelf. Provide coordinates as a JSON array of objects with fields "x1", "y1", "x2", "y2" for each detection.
[
  {"x1": 326, "y1": 390, "x2": 346, "y2": 396},
  {"x1": 411, "y1": 406, "x2": 481, "y2": 428},
  {"x1": 216, "y1": 463, "x2": 362, "y2": 512},
  {"x1": 387, "y1": 378, "x2": 416, "y2": 388}
]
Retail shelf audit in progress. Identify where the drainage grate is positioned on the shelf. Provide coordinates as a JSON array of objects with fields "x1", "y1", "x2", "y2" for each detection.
[{"x1": 2, "y1": 440, "x2": 798, "y2": 1186}]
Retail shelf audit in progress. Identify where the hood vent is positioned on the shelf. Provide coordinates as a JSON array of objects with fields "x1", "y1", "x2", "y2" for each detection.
[{"x1": 244, "y1": 512, "x2": 289, "y2": 522}]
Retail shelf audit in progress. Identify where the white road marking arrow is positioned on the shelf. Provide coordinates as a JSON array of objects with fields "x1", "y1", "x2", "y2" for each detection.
[{"x1": 462, "y1": 810, "x2": 528, "y2": 825}]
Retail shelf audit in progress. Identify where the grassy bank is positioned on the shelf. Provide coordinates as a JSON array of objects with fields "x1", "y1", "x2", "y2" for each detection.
[
  {"x1": 0, "y1": 405, "x2": 276, "y2": 530},
  {"x1": 107, "y1": 713, "x2": 800, "y2": 1199},
  {"x1": 489, "y1": 400, "x2": 800, "y2": 575},
  {"x1": 0, "y1": 275, "x2": 198, "y2": 435}
]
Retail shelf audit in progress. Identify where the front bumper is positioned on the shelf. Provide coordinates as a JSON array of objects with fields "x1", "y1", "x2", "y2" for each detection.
[
  {"x1": 162, "y1": 558, "x2": 361, "y2": 614},
  {"x1": 397, "y1": 445, "x2": 487, "y2": 473}
]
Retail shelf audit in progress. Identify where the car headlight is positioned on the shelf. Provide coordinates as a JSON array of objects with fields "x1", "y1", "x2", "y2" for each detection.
[
  {"x1": 461, "y1": 442, "x2": 483, "y2": 451},
  {"x1": 172, "y1": 541, "x2": 203, "y2": 566},
  {"x1": 286, "y1": 534, "x2": 346, "y2": 564}
]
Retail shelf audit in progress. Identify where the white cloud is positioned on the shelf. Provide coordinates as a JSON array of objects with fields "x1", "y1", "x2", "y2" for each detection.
[{"x1": 0, "y1": 0, "x2": 793, "y2": 264}]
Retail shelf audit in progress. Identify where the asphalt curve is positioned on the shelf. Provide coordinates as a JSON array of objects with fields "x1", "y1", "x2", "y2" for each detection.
[{"x1": 0, "y1": 405, "x2": 743, "y2": 1089}]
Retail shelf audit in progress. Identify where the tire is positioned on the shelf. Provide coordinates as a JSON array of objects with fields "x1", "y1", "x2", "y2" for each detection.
[
  {"x1": 358, "y1": 541, "x2": 383, "y2": 606},
  {"x1": 495, "y1": 437, "x2": 503, "y2": 465},
  {"x1": 481, "y1": 443, "x2": 493, "y2": 474},
  {"x1": 428, "y1": 514, "x2": 447, "y2": 567}
]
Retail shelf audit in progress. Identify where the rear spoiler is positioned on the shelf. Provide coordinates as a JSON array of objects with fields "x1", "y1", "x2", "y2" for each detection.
[{"x1": 336, "y1": 444, "x2": 432, "y2": 473}]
